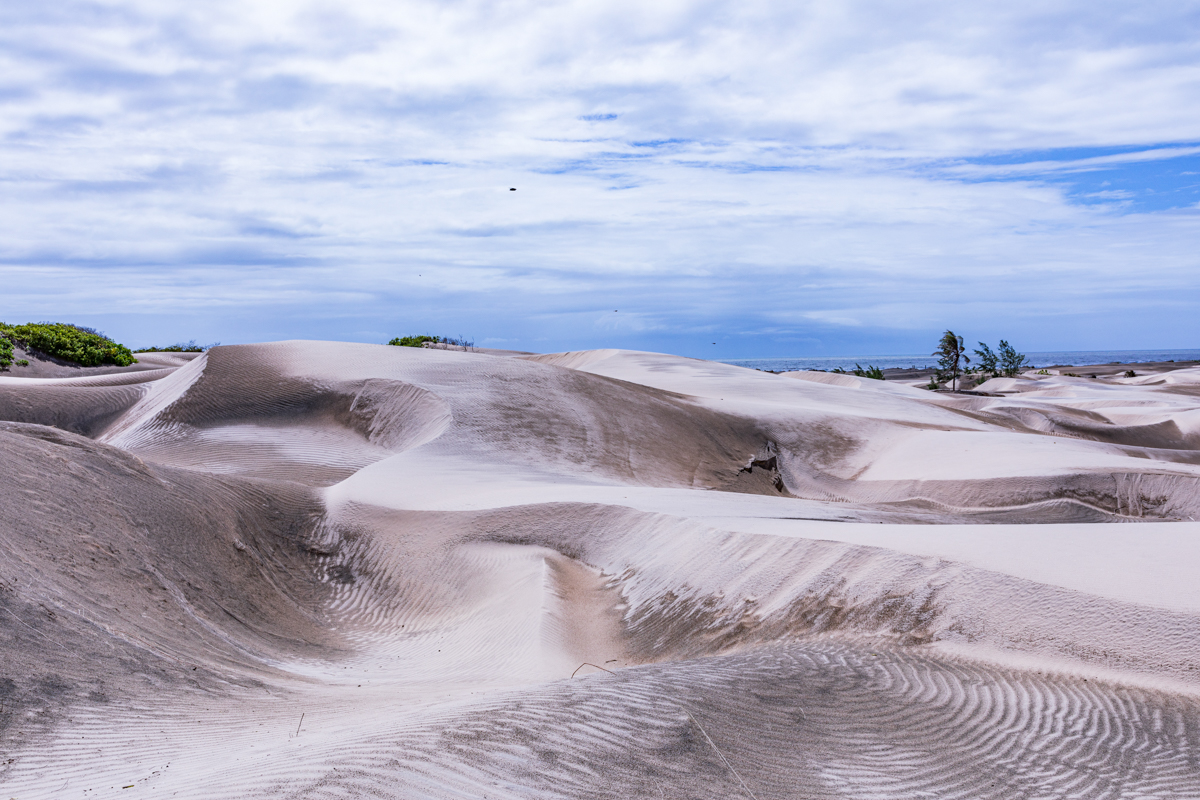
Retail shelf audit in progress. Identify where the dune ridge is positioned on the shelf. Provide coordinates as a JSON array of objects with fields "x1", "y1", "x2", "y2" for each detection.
[{"x1": 3, "y1": 342, "x2": 1200, "y2": 798}]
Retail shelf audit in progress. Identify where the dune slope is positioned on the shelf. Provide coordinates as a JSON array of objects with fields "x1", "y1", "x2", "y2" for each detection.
[{"x1": 2, "y1": 342, "x2": 1200, "y2": 799}]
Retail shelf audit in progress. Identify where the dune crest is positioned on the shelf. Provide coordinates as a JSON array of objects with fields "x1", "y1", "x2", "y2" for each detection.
[{"x1": 3, "y1": 342, "x2": 1200, "y2": 798}]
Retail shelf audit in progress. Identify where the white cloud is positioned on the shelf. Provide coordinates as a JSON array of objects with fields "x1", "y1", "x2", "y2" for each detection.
[
  {"x1": 945, "y1": 146, "x2": 1200, "y2": 180},
  {"x1": 1, "y1": 0, "x2": 1199, "y2": 354}
]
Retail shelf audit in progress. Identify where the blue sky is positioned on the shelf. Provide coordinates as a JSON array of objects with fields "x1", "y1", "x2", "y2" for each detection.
[{"x1": 2, "y1": 0, "x2": 1199, "y2": 357}]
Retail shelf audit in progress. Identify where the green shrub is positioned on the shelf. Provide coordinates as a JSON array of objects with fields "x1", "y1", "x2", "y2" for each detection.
[
  {"x1": 0, "y1": 322, "x2": 137, "y2": 367},
  {"x1": 1124, "y1": 369, "x2": 1136, "y2": 378},
  {"x1": 0, "y1": 335, "x2": 12, "y2": 369},
  {"x1": 852, "y1": 363, "x2": 885, "y2": 380},
  {"x1": 16, "y1": 359, "x2": 29, "y2": 367},
  {"x1": 387, "y1": 334, "x2": 475, "y2": 349},
  {"x1": 134, "y1": 340, "x2": 210, "y2": 353},
  {"x1": 389, "y1": 335, "x2": 441, "y2": 347}
]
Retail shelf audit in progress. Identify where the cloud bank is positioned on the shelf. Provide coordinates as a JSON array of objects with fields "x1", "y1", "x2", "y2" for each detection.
[{"x1": 2, "y1": 0, "x2": 1199, "y2": 355}]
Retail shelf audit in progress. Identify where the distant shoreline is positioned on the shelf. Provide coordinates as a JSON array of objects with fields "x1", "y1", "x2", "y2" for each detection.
[
  {"x1": 722, "y1": 348, "x2": 1200, "y2": 373},
  {"x1": 727, "y1": 355, "x2": 1200, "y2": 390}
]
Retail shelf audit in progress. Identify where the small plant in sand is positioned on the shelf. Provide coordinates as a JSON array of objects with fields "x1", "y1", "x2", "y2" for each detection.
[
  {"x1": 1125, "y1": 369, "x2": 1137, "y2": 378},
  {"x1": 0, "y1": 322, "x2": 136, "y2": 367},
  {"x1": 852, "y1": 363, "x2": 885, "y2": 380},
  {"x1": 933, "y1": 330, "x2": 970, "y2": 392}
]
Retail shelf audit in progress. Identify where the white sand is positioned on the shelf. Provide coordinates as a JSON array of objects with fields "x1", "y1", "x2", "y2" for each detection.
[{"x1": 3, "y1": 342, "x2": 1200, "y2": 798}]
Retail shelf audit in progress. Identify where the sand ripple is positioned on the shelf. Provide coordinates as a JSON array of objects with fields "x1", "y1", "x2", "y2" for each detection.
[{"x1": 3, "y1": 343, "x2": 1200, "y2": 798}]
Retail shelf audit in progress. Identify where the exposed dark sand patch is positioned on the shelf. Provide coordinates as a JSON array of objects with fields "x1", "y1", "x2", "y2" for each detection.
[{"x1": 0, "y1": 421, "x2": 341, "y2": 760}]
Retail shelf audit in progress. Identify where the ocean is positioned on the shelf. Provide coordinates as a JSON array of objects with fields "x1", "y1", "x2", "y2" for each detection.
[{"x1": 720, "y1": 349, "x2": 1200, "y2": 373}]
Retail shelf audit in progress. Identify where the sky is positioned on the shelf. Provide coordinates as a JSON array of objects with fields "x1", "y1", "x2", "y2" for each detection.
[{"x1": 2, "y1": 0, "x2": 1199, "y2": 357}]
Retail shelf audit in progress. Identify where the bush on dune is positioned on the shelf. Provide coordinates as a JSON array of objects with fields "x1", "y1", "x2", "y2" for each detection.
[
  {"x1": 928, "y1": 336, "x2": 1029, "y2": 388},
  {"x1": 389, "y1": 335, "x2": 442, "y2": 347},
  {"x1": 0, "y1": 322, "x2": 137, "y2": 368},
  {"x1": 388, "y1": 335, "x2": 474, "y2": 349},
  {"x1": 134, "y1": 340, "x2": 213, "y2": 353},
  {"x1": 852, "y1": 363, "x2": 885, "y2": 380}
]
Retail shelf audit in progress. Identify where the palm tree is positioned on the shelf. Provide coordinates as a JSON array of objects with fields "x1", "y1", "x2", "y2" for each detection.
[{"x1": 933, "y1": 330, "x2": 970, "y2": 392}]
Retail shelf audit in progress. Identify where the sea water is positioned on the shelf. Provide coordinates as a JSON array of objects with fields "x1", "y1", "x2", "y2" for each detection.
[{"x1": 721, "y1": 349, "x2": 1200, "y2": 373}]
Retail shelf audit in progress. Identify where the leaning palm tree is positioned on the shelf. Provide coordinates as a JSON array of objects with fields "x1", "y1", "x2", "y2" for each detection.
[{"x1": 933, "y1": 330, "x2": 970, "y2": 392}]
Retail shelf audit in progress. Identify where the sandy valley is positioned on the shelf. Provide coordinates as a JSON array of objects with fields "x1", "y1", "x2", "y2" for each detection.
[{"x1": 3, "y1": 342, "x2": 1200, "y2": 798}]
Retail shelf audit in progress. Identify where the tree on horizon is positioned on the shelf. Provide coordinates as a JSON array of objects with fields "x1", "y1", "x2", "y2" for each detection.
[
  {"x1": 934, "y1": 330, "x2": 969, "y2": 392},
  {"x1": 974, "y1": 341, "x2": 999, "y2": 378},
  {"x1": 998, "y1": 339, "x2": 1028, "y2": 377}
]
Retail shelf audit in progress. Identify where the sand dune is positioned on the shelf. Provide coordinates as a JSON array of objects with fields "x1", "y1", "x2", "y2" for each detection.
[{"x1": 3, "y1": 343, "x2": 1200, "y2": 798}]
